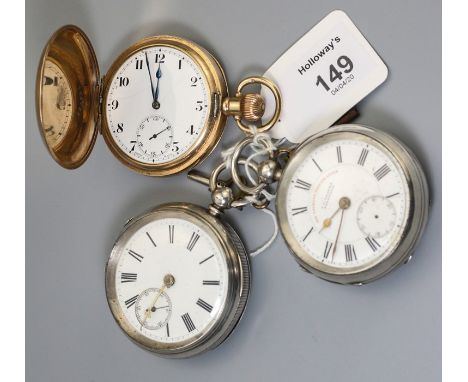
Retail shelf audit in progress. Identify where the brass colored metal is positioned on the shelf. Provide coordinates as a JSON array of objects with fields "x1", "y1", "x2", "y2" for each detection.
[
  {"x1": 323, "y1": 218, "x2": 332, "y2": 229},
  {"x1": 36, "y1": 26, "x2": 229, "y2": 175},
  {"x1": 339, "y1": 196, "x2": 351, "y2": 209},
  {"x1": 100, "y1": 35, "x2": 228, "y2": 176},
  {"x1": 233, "y1": 76, "x2": 282, "y2": 134},
  {"x1": 36, "y1": 25, "x2": 100, "y2": 169},
  {"x1": 37, "y1": 26, "x2": 282, "y2": 176},
  {"x1": 222, "y1": 93, "x2": 265, "y2": 122},
  {"x1": 163, "y1": 274, "x2": 175, "y2": 287}
]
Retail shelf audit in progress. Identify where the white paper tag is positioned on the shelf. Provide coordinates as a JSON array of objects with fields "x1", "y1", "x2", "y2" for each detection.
[{"x1": 262, "y1": 10, "x2": 388, "y2": 143}]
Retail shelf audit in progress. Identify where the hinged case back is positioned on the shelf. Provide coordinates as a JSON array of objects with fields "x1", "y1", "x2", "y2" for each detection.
[{"x1": 36, "y1": 25, "x2": 100, "y2": 169}]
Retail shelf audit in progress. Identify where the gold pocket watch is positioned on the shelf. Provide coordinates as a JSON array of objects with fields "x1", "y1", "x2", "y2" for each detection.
[{"x1": 36, "y1": 25, "x2": 280, "y2": 175}]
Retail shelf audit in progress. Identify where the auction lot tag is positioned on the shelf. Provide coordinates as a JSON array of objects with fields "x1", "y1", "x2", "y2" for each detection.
[{"x1": 262, "y1": 10, "x2": 388, "y2": 142}]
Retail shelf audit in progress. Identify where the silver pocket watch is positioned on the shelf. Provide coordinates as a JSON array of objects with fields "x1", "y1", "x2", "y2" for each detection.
[
  {"x1": 105, "y1": 160, "x2": 261, "y2": 358},
  {"x1": 229, "y1": 123, "x2": 430, "y2": 285}
]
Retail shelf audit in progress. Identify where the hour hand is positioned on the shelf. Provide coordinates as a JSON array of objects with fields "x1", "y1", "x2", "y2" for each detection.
[{"x1": 153, "y1": 64, "x2": 162, "y2": 109}]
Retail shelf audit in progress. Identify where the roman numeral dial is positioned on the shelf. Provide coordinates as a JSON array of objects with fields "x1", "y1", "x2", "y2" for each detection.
[
  {"x1": 284, "y1": 135, "x2": 410, "y2": 271},
  {"x1": 113, "y1": 215, "x2": 230, "y2": 346}
]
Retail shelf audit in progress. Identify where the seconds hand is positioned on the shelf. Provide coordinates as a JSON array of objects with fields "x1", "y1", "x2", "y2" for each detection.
[{"x1": 149, "y1": 126, "x2": 170, "y2": 140}]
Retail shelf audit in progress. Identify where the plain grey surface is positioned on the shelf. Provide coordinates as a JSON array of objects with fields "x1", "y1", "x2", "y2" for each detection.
[{"x1": 26, "y1": 1, "x2": 441, "y2": 381}]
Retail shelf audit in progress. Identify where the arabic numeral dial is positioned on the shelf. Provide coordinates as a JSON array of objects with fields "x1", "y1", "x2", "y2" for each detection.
[{"x1": 105, "y1": 46, "x2": 209, "y2": 166}]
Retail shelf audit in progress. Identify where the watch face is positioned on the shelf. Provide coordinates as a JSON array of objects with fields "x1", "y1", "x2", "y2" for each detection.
[
  {"x1": 40, "y1": 60, "x2": 73, "y2": 148},
  {"x1": 108, "y1": 209, "x2": 232, "y2": 350},
  {"x1": 281, "y1": 131, "x2": 411, "y2": 274},
  {"x1": 105, "y1": 45, "x2": 210, "y2": 165}
]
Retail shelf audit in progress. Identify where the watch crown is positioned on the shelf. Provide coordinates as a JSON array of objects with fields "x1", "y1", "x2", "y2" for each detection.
[
  {"x1": 222, "y1": 93, "x2": 265, "y2": 122},
  {"x1": 240, "y1": 93, "x2": 265, "y2": 122}
]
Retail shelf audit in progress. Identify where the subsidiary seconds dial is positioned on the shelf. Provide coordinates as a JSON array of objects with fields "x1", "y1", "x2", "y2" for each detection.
[{"x1": 135, "y1": 115, "x2": 174, "y2": 161}]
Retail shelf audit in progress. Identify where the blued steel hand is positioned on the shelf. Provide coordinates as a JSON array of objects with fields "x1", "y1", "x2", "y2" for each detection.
[
  {"x1": 153, "y1": 63, "x2": 162, "y2": 109},
  {"x1": 145, "y1": 52, "x2": 155, "y2": 101}
]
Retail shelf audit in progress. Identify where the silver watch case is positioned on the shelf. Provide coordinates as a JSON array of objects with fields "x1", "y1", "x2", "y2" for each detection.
[
  {"x1": 105, "y1": 202, "x2": 250, "y2": 357},
  {"x1": 276, "y1": 124, "x2": 430, "y2": 285}
]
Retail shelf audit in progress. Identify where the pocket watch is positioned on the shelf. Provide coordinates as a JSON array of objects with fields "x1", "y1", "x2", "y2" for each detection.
[
  {"x1": 105, "y1": 157, "x2": 261, "y2": 357},
  {"x1": 226, "y1": 123, "x2": 429, "y2": 284},
  {"x1": 35, "y1": 25, "x2": 280, "y2": 175},
  {"x1": 274, "y1": 124, "x2": 429, "y2": 284},
  {"x1": 106, "y1": 202, "x2": 250, "y2": 357}
]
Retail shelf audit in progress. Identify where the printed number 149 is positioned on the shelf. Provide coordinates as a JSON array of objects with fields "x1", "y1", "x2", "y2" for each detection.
[{"x1": 316, "y1": 55, "x2": 354, "y2": 91}]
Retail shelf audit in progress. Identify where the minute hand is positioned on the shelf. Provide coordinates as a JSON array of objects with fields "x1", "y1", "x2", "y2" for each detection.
[{"x1": 145, "y1": 52, "x2": 155, "y2": 101}]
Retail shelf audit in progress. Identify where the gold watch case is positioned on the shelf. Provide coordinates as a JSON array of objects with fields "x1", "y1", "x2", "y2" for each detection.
[
  {"x1": 36, "y1": 25, "x2": 259, "y2": 176},
  {"x1": 36, "y1": 25, "x2": 100, "y2": 169}
]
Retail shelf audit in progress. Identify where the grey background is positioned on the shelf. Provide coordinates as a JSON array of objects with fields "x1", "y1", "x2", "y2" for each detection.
[{"x1": 26, "y1": 1, "x2": 441, "y2": 381}]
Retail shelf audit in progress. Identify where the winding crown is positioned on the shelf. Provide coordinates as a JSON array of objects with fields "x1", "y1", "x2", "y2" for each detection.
[
  {"x1": 222, "y1": 93, "x2": 265, "y2": 122},
  {"x1": 240, "y1": 94, "x2": 265, "y2": 122}
]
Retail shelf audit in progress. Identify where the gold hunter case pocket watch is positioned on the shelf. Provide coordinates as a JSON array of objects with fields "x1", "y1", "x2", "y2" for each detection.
[
  {"x1": 36, "y1": 25, "x2": 280, "y2": 175},
  {"x1": 275, "y1": 124, "x2": 429, "y2": 284},
  {"x1": 105, "y1": 203, "x2": 250, "y2": 358}
]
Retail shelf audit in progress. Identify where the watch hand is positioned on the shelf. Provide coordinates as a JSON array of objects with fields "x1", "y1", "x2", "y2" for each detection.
[
  {"x1": 319, "y1": 206, "x2": 341, "y2": 233},
  {"x1": 324, "y1": 197, "x2": 350, "y2": 260},
  {"x1": 149, "y1": 126, "x2": 170, "y2": 140},
  {"x1": 140, "y1": 274, "x2": 175, "y2": 330},
  {"x1": 319, "y1": 196, "x2": 351, "y2": 233},
  {"x1": 331, "y1": 208, "x2": 345, "y2": 260},
  {"x1": 145, "y1": 52, "x2": 155, "y2": 103},
  {"x1": 153, "y1": 305, "x2": 170, "y2": 310},
  {"x1": 140, "y1": 285, "x2": 167, "y2": 330},
  {"x1": 152, "y1": 63, "x2": 162, "y2": 109}
]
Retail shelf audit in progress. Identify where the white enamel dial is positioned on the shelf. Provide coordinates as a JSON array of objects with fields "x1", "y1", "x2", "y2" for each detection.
[
  {"x1": 285, "y1": 137, "x2": 410, "y2": 269},
  {"x1": 114, "y1": 217, "x2": 229, "y2": 343},
  {"x1": 105, "y1": 46, "x2": 209, "y2": 164},
  {"x1": 135, "y1": 115, "x2": 174, "y2": 159}
]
